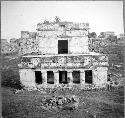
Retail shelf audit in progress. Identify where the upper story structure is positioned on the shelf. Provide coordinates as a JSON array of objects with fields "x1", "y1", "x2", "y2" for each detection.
[
  {"x1": 19, "y1": 18, "x2": 89, "y2": 55},
  {"x1": 18, "y1": 18, "x2": 108, "y2": 89}
]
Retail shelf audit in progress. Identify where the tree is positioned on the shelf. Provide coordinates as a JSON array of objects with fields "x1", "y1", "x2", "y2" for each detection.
[
  {"x1": 43, "y1": 20, "x2": 50, "y2": 24},
  {"x1": 55, "y1": 16, "x2": 61, "y2": 23},
  {"x1": 106, "y1": 35, "x2": 117, "y2": 44},
  {"x1": 88, "y1": 32, "x2": 97, "y2": 38},
  {"x1": 98, "y1": 32, "x2": 105, "y2": 38}
]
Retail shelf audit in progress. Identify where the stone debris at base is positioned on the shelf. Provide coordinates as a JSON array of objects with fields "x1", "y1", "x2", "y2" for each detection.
[{"x1": 40, "y1": 95, "x2": 79, "y2": 111}]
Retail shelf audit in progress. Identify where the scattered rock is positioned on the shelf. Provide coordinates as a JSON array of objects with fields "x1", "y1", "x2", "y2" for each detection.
[
  {"x1": 41, "y1": 95, "x2": 79, "y2": 111},
  {"x1": 14, "y1": 89, "x2": 24, "y2": 94}
]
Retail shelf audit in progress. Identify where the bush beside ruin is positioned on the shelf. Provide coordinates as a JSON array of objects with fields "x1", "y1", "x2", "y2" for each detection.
[{"x1": 1, "y1": 69, "x2": 23, "y2": 89}]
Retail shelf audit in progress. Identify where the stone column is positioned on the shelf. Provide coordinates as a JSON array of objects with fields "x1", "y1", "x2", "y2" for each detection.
[
  {"x1": 67, "y1": 70, "x2": 73, "y2": 85},
  {"x1": 96, "y1": 67, "x2": 108, "y2": 86},
  {"x1": 54, "y1": 70, "x2": 59, "y2": 85},
  {"x1": 19, "y1": 69, "x2": 36, "y2": 89},
  {"x1": 42, "y1": 70, "x2": 47, "y2": 85},
  {"x1": 80, "y1": 70, "x2": 85, "y2": 85}
]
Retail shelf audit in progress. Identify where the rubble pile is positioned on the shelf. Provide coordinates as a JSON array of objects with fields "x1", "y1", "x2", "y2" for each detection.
[{"x1": 41, "y1": 95, "x2": 79, "y2": 111}]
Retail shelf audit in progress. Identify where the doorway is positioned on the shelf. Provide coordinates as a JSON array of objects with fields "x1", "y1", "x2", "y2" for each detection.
[
  {"x1": 58, "y1": 40, "x2": 68, "y2": 54},
  {"x1": 47, "y1": 71, "x2": 54, "y2": 84},
  {"x1": 59, "y1": 71, "x2": 68, "y2": 84},
  {"x1": 85, "y1": 70, "x2": 92, "y2": 84},
  {"x1": 72, "y1": 71, "x2": 80, "y2": 84},
  {"x1": 35, "y1": 71, "x2": 42, "y2": 84}
]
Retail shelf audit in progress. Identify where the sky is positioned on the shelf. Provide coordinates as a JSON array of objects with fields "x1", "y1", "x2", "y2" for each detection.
[{"x1": 1, "y1": 1, "x2": 124, "y2": 40}]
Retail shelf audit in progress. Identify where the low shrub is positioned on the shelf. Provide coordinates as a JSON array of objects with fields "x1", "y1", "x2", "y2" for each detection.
[{"x1": 1, "y1": 69, "x2": 23, "y2": 89}]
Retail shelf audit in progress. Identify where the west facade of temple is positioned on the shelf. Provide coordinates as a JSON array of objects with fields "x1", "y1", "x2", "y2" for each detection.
[{"x1": 18, "y1": 19, "x2": 108, "y2": 89}]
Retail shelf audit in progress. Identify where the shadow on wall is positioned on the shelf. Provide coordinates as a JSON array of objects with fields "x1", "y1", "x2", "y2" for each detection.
[{"x1": 1, "y1": 69, "x2": 23, "y2": 89}]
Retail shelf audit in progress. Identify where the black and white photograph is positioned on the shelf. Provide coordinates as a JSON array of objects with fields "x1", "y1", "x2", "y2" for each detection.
[{"x1": 1, "y1": 1, "x2": 124, "y2": 118}]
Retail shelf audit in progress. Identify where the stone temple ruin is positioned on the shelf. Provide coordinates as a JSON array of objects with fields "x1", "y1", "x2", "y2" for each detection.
[{"x1": 18, "y1": 18, "x2": 108, "y2": 89}]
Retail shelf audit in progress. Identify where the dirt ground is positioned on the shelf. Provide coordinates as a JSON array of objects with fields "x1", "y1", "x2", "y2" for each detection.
[{"x1": 2, "y1": 86, "x2": 124, "y2": 118}]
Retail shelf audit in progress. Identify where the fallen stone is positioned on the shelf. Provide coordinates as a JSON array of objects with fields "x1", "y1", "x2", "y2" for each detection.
[{"x1": 40, "y1": 95, "x2": 79, "y2": 111}]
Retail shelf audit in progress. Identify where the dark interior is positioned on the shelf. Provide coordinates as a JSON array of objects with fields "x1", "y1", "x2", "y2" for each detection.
[
  {"x1": 58, "y1": 40, "x2": 68, "y2": 54},
  {"x1": 47, "y1": 71, "x2": 54, "y2": 84},
  {"x1": 35, "y1": 71, "x2": 42, "y2": 84},
  {"x1": 85, "y1": 70, "x2": 92, "y2": 84},
  {"x1": 59, "y1": 71, "x2": 68, "y2": 84},
  {"x1": 72, "y1": 71, "x2": 80, "y2": 84}
]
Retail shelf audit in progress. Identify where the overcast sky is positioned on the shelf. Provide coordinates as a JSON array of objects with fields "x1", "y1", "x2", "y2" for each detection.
[{"x1": 1, "y1": 1, "x2": 124, "y2": 40}]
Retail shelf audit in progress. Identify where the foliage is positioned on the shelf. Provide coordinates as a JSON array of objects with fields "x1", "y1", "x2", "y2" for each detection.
[
  {"x1": 55, "y1": 16, "x2": 61, "y2": 23},
  {"x1": 106, "y1": 35, "x2": 117, "y2": 43},
  {"x1": 1, "y1": 69, "x2": 23, "y2": 89},
  {"x1": 43, "y1": 20, "x2": 50, "y2": 24},
  {"x1": 98, "y1": 32, "x2": 105, "y2": 38},
  {"x1": 88, "y1": 32, "x2": 97, "y2": 38},
  {"x1": 88, "y1": 36, "x2": 124, "y2": 66}
]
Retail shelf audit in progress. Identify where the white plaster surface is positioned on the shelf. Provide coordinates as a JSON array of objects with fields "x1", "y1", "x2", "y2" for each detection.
[
  {"x1": 93, "y1": 67, "x2": 107, "y2": 85},
  {"x1": 19, "y1": 69, "x2": 36, "y2": 87}
]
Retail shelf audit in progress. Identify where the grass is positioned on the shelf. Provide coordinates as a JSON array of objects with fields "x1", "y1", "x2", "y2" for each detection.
[
  {"x1": 1, "y1": 46, "x2": 124, "y2": 118},
  {"x1": 2, "y1": 86, "x2": 124, "y2": 118}
]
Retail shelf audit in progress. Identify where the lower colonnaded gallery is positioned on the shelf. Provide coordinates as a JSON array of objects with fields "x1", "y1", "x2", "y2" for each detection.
[{"x1": 18, "y1": 18, "x2": 108, "y2": 89}]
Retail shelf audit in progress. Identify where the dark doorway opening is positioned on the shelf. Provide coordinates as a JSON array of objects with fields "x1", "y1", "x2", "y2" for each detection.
[
  {"x1": 35, "y1": 71, "x2": 42, "y2": 84},
  {"x1": 59, "y1": 71, "x2": 68, "y2": 84},
  {"x1": 47, "y1": 71, "x2": 54, "y2": 84},
  {"x1": 58, "y1": 40, "x2": 68, "y2": 54},
  {"x1": 85, "y1": 70, "x2": 92, "y2": 84},
  {"x1": 72, "y1": 71, "x2": 80, "y2": 84}
]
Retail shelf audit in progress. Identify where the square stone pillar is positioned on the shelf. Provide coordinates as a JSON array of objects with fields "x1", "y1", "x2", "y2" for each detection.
[
  {"x1": 42, "y1": 71, "x2": 47, "y2": 85},
  {"x1": 67, "y1": 70, "x2": 73, "y2": 85},
  {"x1": 80, "y1": 70, "x2": 85, "y2": 85},
  {"x1": 94, "y1": 67, "x2": 108, "y2": 86},
  {"x1": 54, "y1": 70, "x2": 59, "y2": 85},
  {"x1": 19, "y1": 69, "x2": 36, "y2": 88}
]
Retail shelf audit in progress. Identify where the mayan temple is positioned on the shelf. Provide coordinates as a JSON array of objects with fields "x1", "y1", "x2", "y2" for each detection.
[{"x1": 18, "y1": 17, "x2": 108, "y2": 89}]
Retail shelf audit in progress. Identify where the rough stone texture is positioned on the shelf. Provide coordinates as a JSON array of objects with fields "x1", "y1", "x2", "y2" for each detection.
[
  {"x1": 41, "y1": 95, "x2": 79, "y2": 111},
  {"x1": 18, "y1": 19, "x2": 108, "y2": 89},
  {"x1": 19, "y1": 21, "x2": 89, "y2": 55},
  {"x1": 37, "y1": 22, "x2": 89, "y2": 55},
  {"x1": 18, "y1": 31, "x2": 39, "y2": 55},
  {"x1": 18, "y1": 54, "x2": 108, "y2": 69},
  {"x1": 18, "y1": 54, "x2": 108, "y2": 88}
]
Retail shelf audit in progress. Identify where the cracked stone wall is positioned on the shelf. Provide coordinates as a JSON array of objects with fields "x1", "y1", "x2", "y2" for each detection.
[
  {"x1": 37, "y1": 22, "x2": 89, "y2": 55},
  {"x1": 18, "y1": 20, "x2": 108, "y2": 88},
  {"x1": 19, "y1": 31, "x2": 39, "y2": 55},
  {"x1": 18, "y1": 54, "x2": 108, "y2": 88},
  {"x1": 19, "y1": 21, "x2": 89, "y2": 55}
]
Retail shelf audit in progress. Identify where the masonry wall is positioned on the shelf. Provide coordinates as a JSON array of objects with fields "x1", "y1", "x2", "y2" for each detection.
[
  {"x1": 18, "y1": 22, "x2": 89, "y2": 56},
  {"x1": 18, "y1": 21, "x2": 108, "y2": 89},
  {"x1": 18, "y1": 31, "x2": 39, "y2": 55},
  {"x1": 18, "y1": 54, "x2": 108, "y2": 88},
  {"x1": 93, "y1": 67, "x2": 108, "y2": 86},
  {"x1": 37, "y1": 22, "x2": 89, "y2": 55},
  {"x1": 69, "y1": 37, "x2": 89, "y2": 54},
  {"x1": 19, "y1": 69, "x2": 36, "y2": 88}
]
